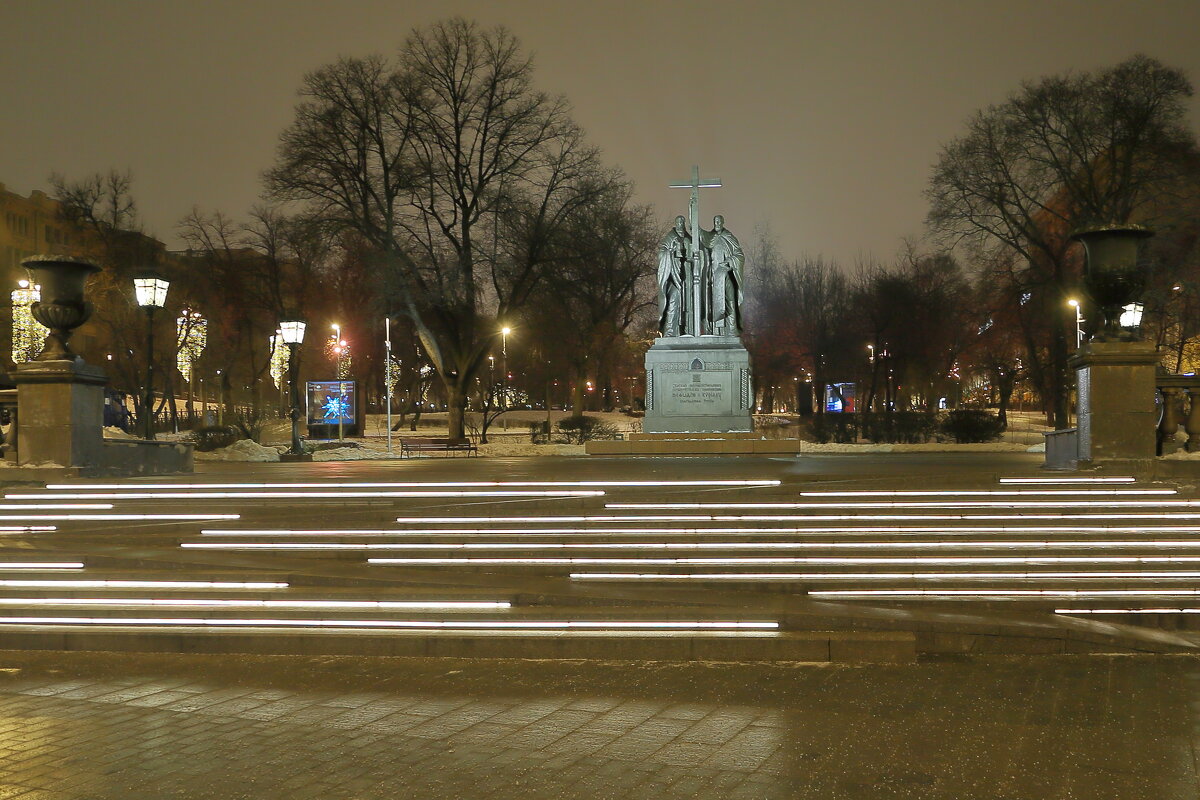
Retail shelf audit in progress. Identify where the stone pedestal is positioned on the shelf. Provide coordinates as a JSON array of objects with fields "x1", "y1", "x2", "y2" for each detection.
[
  {"x1": 1070, "y1": 341, "x2": 1159, "y2": 464},
  {"x1": 643, "y1": 336, "x2": 753, "y2": 433},
  {"x1": 12, "y1": 359, "x2": 107, "y2": 468}
]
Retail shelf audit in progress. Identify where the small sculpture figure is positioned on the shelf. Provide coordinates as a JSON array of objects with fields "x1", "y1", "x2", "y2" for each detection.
[
  {"x1": 657, "y1": 215, "x2": 689, "y2": 337},
  {"x1": 706, "y1": 215, "x2": 744, "y2": 335}
]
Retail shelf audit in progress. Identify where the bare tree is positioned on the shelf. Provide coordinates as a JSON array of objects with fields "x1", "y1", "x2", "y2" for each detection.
[
  {"x1": 266, "y1": 18, "x2": 614, "y2": 440},
  {"x1": 926, "y1": 54, "x2": 1196, "y2": 427}
]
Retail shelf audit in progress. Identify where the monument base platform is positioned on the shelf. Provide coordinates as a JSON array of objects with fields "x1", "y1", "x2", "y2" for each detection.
[{"x1": 643, "y1": 336, "x2": 753, "y2": 434}]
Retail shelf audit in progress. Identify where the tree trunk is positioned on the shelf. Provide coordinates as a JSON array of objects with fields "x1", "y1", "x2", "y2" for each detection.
[{"x1": 446, "y1": 379, "x2": 468, "y2": 442}]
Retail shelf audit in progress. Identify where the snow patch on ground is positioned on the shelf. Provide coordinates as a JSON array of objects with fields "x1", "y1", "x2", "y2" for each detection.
[
  {"x1": 799, "y1": 441, "x2": 1039, "y2": 454},
  {"x1": 478, "y1": 440, "x2": 585, "y2": 457},
  {"x1": 103, "y1": 426, "x2": 137, "y2": 440},
  {"x1": 194, "y1": 439, "x2": 281, "y2": 462},
  {"x1": 1163, "y1": 449, "x2": 1200, "y2": 460}
]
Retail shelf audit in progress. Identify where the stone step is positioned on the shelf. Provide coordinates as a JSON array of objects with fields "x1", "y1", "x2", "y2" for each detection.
[{"x1": 0, "y1": 622, "x2": 916, "y2": 662}]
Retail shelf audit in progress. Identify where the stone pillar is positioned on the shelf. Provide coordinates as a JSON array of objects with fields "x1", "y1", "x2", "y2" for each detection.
[
  {"x1": 1070, "y1": 341, "x2": 1159, "y2": 465},
  {"x1": 12, "y1": 360, "x2": 107, "y2": 468},
  {"x1": 1185, "y1": 388, "x2": 1200, "y2": 452}
]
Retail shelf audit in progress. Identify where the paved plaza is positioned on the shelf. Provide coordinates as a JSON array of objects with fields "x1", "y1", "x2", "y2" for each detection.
[
  {"x1": 1, "y1": 451, "x2": 1199, "y2": 796},
  {"x1": 1, "y1": 649, "x2": 1198, "y2": 799}
]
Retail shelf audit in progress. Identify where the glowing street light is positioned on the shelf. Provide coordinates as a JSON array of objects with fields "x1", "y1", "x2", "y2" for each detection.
[
  {"x1": 279, "y1": 319, "x2": 307, "y2": 459},
  {"x1": 133, "y1": 271, "x2": 170, "y2": 440},
  {"x1": 1067, "y1": 298, "x2": 1084, "y2": 349}
]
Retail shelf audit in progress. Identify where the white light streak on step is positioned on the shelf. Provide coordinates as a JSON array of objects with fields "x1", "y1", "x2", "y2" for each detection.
[
  {"x1": 0, "y1": 504, "x2": 113, "y2": 510},
  {"x1": 0, "y1": 580, "x2": 286, "y2": 589},
  {"x1": 0, "y1": 563, "x2": 83, "y2": 570},
  {"x1": 203, "y1": 526, "x2": 1200, "y2": 537},
  {"x1": 0, "y1": 598, "x2": 511, "y2": 610},
  {"x1": 797, "y1": 489, "x2": 1173, "y2": 497},
  {"x1": 809, "y1": 589, "x2": 1200, "y2": 598},
  {"x1": 241, "y1": 539, "x2": 1200, "y2": 551},
  {"x1": 569, "y1": 571, "x2": 1200, "y2": 581},
  {"x1": 364, "y1": 555, "x2": 1200, "y2": 566},
  {"x1": 999, "y1": 477, "x2": 1135, "y2": 483},
  {"x1": 0, "y1": 617, "x2": 778, "y2": 632},
  {"x1": 1055, "y1": 608, "x2": 1200, "y2": 614},
  {"x1": 11, "y1": 490, "x2": 604, "y2": 500},
  {"x1": 393, "y1": 513, "x2": 1200, "y2": 523},
  {"x1": 44, "y1": 480, "x2": 778, "y2": 489},
  {"x1": 0, "y1": 515, "x2": 240, "y2": 521},
  {"x1": 605, "y1": 500, "x2": 1200, "y2": 509}
]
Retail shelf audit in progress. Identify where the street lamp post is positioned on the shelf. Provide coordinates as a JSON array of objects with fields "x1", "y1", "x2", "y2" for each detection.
[
  {"x1": 1067, "y1": 299, "x2": 1084, "y2": 349},
  {"x1": 501, "y1": 326, "x2": 511, "y2": 429},
  {"x1": 331, "y1": 323, "x2": 347, "y2": 443},
  {"x1": 280, "y1": 319, "x2": 308, "y2": 459},
  {"x1": 133, "y1": 271, "x2": 170, "y2": 440}
]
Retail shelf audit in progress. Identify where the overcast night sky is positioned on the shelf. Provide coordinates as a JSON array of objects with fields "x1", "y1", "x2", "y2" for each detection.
[{"x1": 4, "y1": 0, "x2": 1200, "y2": 265}]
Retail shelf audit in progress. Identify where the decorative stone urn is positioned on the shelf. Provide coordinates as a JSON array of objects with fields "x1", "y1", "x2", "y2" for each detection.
[
  {"x1": 1071, "y1": 225, "x2": 1154, "y2": 341},
  {"x1": 20, "y1": 255, "x2": 101, "y2": 360}
]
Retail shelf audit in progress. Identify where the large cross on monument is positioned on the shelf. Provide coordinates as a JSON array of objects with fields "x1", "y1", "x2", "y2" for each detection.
[{"x1": 669, "y1": 165, "x2": 722, "y2": 336}]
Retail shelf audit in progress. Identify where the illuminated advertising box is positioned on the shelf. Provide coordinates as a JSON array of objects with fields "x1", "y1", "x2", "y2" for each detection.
[{"x1": 306, "y1": 380, "x2": 358, "y2": 436}]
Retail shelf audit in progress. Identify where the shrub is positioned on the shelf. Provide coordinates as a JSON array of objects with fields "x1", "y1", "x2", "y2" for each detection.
[
  {"x1": 939, "y1": 409, "x2": 1005, "y2": 443},
  {"x1": 192, "y1": 425, "x2": 242, "y2": 452},
  {"x1": 861, "y1": 412, "x2": 938, "y2": 444},
  {"x1": 555, "y1": 415, "x2": 621, "y2": 444},
  {"x1": 809, "y1": 413, "x2": 858, "y2": 444}
]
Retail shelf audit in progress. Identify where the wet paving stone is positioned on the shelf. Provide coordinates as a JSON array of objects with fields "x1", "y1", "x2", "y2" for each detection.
[{"x1": 0, "y1": 650, "x2": 1195, "y2": 798}]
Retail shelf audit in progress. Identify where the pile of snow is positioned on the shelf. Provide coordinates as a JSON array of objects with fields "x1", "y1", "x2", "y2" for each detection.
[
  {"x1": 1163, "y1": 449, "x2": 1200, "y2": 461},
  {"x1": 195, "y1": 439, "x2": 281, "y2": 462},
  {"x1": 103, "y1": 426, "x2": 137, "y2": 440},
  {"x1": 312, "y1": 446, "x2": 401, "y2": 462},
  {"x1": 1026, "y1": 442, "x2": 1047, "y2": 453},
  {"x1": 478, "y1": 440, "x2": 585, "y2": 457},
  {"x1": 799, "y1": 441, "x2": 1039, "y2": 454}
]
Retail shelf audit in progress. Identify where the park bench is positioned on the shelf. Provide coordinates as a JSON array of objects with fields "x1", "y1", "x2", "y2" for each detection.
[{"x1": 399, "y1": 437, "x2": 478, "y2": 458}]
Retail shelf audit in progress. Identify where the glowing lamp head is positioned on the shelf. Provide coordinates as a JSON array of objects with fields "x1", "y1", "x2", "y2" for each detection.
[
  {"x1": 133, "y1": 271, "x2": 170, "y2": 308},
  {"x1": 1119, "y1": 302, "x2": 1144, "y2": 329},
  {"x1": 501, "y1": 326, "x2": 511, "y2": 336},
  {"x1": 279, "y1": 320, "x2": 306, "y2": 345},
  {"x1": 1067, "y1": 298, "x2": 1079, "y2": 308}
]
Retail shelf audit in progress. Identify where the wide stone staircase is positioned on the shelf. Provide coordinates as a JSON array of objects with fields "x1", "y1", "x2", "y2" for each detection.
[{"x1": 1, "y1": 472, "x2": 1198, "y2": 662}]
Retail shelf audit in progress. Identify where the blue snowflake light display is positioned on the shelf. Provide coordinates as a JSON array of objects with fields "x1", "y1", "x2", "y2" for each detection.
[{"x1": 322, "y1": 394, "x2": 352, "y2": 422}]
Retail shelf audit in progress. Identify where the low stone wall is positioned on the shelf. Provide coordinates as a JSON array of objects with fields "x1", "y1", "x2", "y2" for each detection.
[{"x1": 100, "y1": 439, "x2": 193, "y2": 476}]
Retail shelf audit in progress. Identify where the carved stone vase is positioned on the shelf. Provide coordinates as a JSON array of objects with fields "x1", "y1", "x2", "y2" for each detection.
[
  {"x1": 21, "y1": 256, "x2": 101, "y2": 360},
  {"x1": 1071, "y1": 225, "x2": 1154, "y2": 341}
]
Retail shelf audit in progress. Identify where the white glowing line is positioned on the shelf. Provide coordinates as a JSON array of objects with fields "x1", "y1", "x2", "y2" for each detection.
[
  {"x1": 798, "y1": 490, "x2": 1173, "y2": 497},
  {"x1": 0, "y1": 504, "x2": 113, "y2": 510},
  {"x1": 1055, "y1": 608, "x2": 1200, "y2": 614},
  {"x1": 0, "y1": 515, "x2": 241, "y2": 521},
  {"x1": 0, "y1": 526, "x2": 56, "y2": 532},
  {"x1": 251, "y1": 540, "x2": 1200, "y2": 551},
  {"x1": 201, "y1": 526, "x2": 1200, "y2": 538},
  {"x1": 398, "y1": 513, "x2": 1200, "y2": 523},
  {"x1": 44, "y1": 480, "x2": 778, "y2": 489},
  {"x1": 203, "y1": 526, "x2": 1200, "y2": 537},
  {"x1": 0, "y1": 580, "x2": 287, "y2": 589},
  {"x1": 570, "y1": 571, "x2": 1200, "y2": 581},
  {"x1": 606, "y1": 501, "x2": 1200, "y2": 509},
  {"x1": 999, "y1": 477, "x2": 1135, "y2": 483},
  {"x1": 11, "y1": 491, "x2": 603, "y2": 500},
  {"x1": 810, "y1": 589, "x2": 1200, "y2": 597},
  {"x1": 364, "y1": 555, "x2": 1200, "y2": 566},
  {"x1": 0, "y1": 617, "x2": 778, "y2": 631},
  {"x1": 0, "y1": 598, "x2": 511, "y2": 610},
  {"x1": 0, "y1": 563, "x2": 83, "y2": 570}
]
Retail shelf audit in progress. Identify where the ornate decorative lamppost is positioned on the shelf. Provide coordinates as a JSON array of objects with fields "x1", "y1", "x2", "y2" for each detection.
[
  {"x1": 133, "y1": 271, "x2": 170, "y2": 440},
  {"x1": 22, "y1": 256, "x2": 100, "y2": 360},
  {"x1": 1071, "y1": 225, "x2": 1154, "y2": 341},
  {"x1": 279, "y1": 319, "x2": 308, "y2": 459}
]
